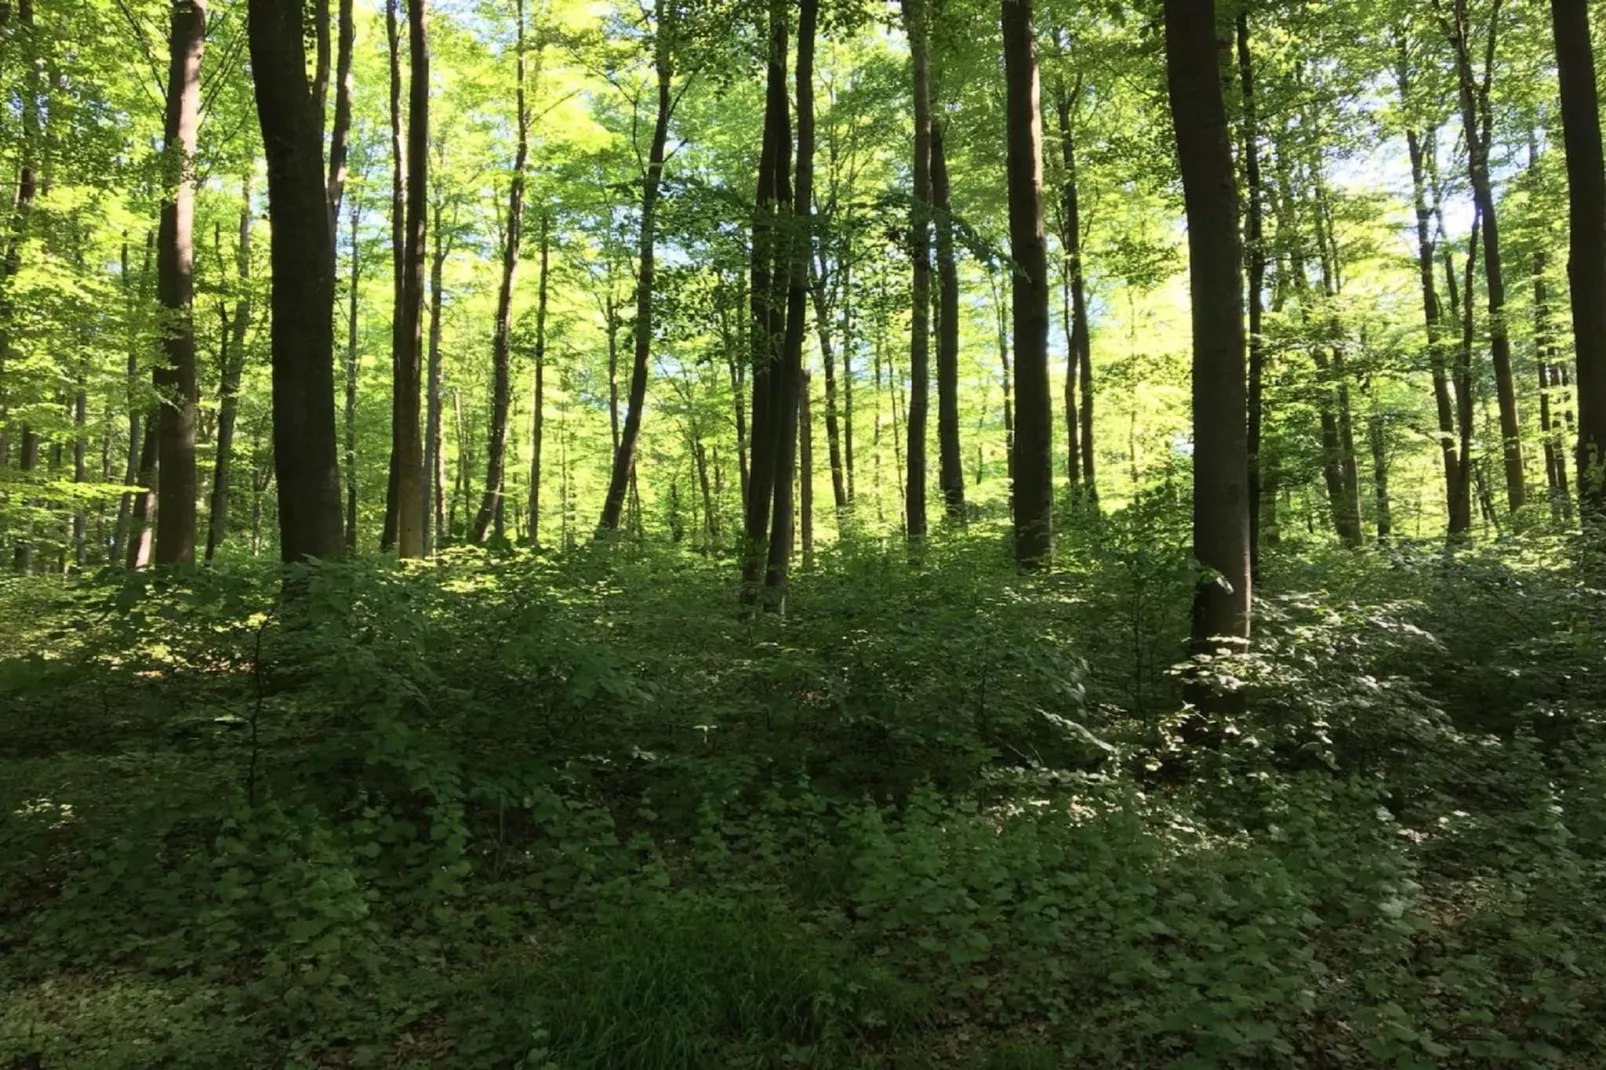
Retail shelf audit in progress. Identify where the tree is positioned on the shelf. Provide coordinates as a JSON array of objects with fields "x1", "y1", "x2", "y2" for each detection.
[
  {"x1": 246, "y1": 0, "x2": 343, "y2": 562},
  {"x1": 1237, "y1": 12, "x2": 1265, "y2": 575},
  {"x1": 154, "y1": 0, "x2": 205, "y2": 565},
  {"x1": 1438, "y1": 0, "x2": 1525, "y2": 515},
  {"x1": 598, "y1": 0, "x2": 678, "y2": 536},
  {"x1": 932, "y1": 121, "x2": 965, "y2": 520},
  {"x1": 204, "y1": 188, "x2": 252, "y2": 562},
  {"x1": 477, "y1": 0, "x2": 531, "y2": 543},
  {"x1": 1550, "y1": 0, "x2": 1606, "y2": 520},
  {"x1": 904, "y1": 0, "x2": 932, "y2": 545},
  {"x1": 1002, "y1": 0, "x2": 1052, "y2": 567},
  {"x1": 1165, "y1": 0, "x2": 1250, "y2": 654},
  {"x1": 392, "y1": 0, "x2": 429, "y2": 558}
]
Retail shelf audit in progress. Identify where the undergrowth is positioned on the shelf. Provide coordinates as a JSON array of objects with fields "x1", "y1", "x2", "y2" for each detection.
[{"x1": 3, "y1": 523, "x2": 1605, "y2": 1068}]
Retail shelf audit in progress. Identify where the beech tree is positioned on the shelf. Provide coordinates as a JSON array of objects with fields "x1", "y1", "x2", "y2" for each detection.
[{"x1": 1165, "y1": 0, "x2": 1250, "y2": 651}]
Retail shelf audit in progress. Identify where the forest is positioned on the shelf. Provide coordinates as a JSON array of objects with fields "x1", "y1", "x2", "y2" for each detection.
[{"x1": 4, "y1": 0, "x2": 1606, "y2": 1064}]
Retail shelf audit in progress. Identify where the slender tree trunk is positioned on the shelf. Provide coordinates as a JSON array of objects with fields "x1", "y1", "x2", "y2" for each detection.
[
  {"x1": 154, "y1": 0, "x2": 205, "y2": 565},
  {"x1": 1002, "y1": 0, "x2": 1053, "y2": 566},
  {"x1": 1238, "y1": 13, "x2": 1266, "y2": 576},
  {"x1": 1404, "y1": 113, "x2": 1461, "y2": 522},
  {"x1": 741, "y1": 0, "x2": 790, "y2": 599},
  {"x1": 991, "y1": 271, "x2": 1015, "y2": 484},
  {"x1": 761, "y1": 0, "x2": 815, "y2": 604},
  {"x1": 811, "y1": 253, "x2": 848, "y2": 512},
  {"x1": 904, "y1": 0, "x2": 932, "y2": 544},
  {"x1": 800, "y1": 369, "x2": 815, "y2": 568},
  {"x1": 1369, "y1": 405, "x2": 1391, "y2": 543},
  {"x1": 326, "y1": 0, "x2": 355, "y2": 236},
  {"x1": 528, "y1": 213, "x2": 549, "y2": 545},
  {"x1": 841, "y1": 244, "x2": 856, "y2": 501},
  {"x1": 422, "y1": 200, "x2": 446, "y2": 551},
  {"x1": 1054, "y1": 86, "x2": 1080, "y2": 495},
  {"x1": 1166, "y1": 0, "x2": 1251, "y2": 657},
  {"x1": 474, "y1": 2, "x2": 531, "y2": 542},
  {"x1": 382, "y1": 0, "x2": 405, "y2": 550},
  {"x1": 205, "y1": 188, "x2": 252, "y2": 561},
  {"x1": 932, "y1": 122, "x2": 965, "y2": 519},
  {"x1": 1054, "y1": 72, "x2": 1094, "y2": 504},
  {"x1": 389, "y1": 0, "x2": 429, "y2": 557},
  {"x1": 1551, "y1": 0, "x2": 1606, "y2": 520},
  {"x1": 342, "y1": 196, "x2": 362, "y2": 551},
  {"x1": 71, "y1": 379, "x2": 86, "y2": 565},
  {"x1": 599, "y1": 5, "x2": 673, "y2": 535},
  {"x1": 1444, "y1": 0, "x2": 1525, "y2": 512},
  {"x1": 247, "y1": 0, "x2": 344, "y2": 562},
  {"x1": 112, "y1": 236, "x2": 150, "y2": 564}
]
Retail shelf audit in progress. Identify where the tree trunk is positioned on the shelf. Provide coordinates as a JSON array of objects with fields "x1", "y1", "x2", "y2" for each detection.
[
  {"x1": 904, "y1": 0, "x2": 932, "y2": 544},
  {"x1": 205, "y1": 188, "x2": 252, "y2": 561},
  {"x1": 389, "y1": 0, "x2": 429, "y2": 557},
  {"x1": 1238, "y1": 13, "x2": 1265, "y2": 576},
  {"x1": 1054, "y1": 73, "x2": 1094, "y2": 504},
  {"x1": 740, "y1": 0, "x2": 790, "y2": 600},
  {"x1": 382, "y1": 0, "x2": 405, "y2": 551},
  {"x1": 1165, "y1": 0, "x2": 1251, "y2": 657},
  {"x1": 932, "y1": 122, "x2": 965, "y2": 520},
  {"x1": 1445, "y1": 213, "x2": 1480, "y2": 537},
  {"x1": 1002, "y1": 0, "x2": 1053, "y2": 566},
  {"x1": 344, "y1": 194, "x2": 361, "y2": 552},
  {"x1": 1551, "y1": 0, "x2": 1606, "y2": 520},
  {"x1": 800, "y1": 369, "x2": 815, "y2": 568},
  {"x1": 811, "y1": 253, "x2": 849, "y2": 512},
  {"x1": 326, "y1": 0, "x2": 355, "y2": 235},
  {"x1": 423, "y1": 200, "x2": 446, "y2": 551},
  {"x1": 247, "y1": 0, "x2": 344, "y2": 562},
  {"x1": 1369, "y1": 406, "x2": 1391, "y2": 543},
  {"x1": 599, "y1": 4, "x2": 673, "y2": 535},
  {"x1": 1444, "y1": 0, "x2": 1525, "y2": 513},
  {"x1": 761, "y1": 0, "x2": 816, "y2": 605},
  {"x1": 528, "y1": 213, "x2": 549, "y2": 545},
  {"x1": 475, "y1": 0, "x2": 531, "y2": 543},
  {"x1": 154, "y1": 0, "x2": 205, "y2": 565}
]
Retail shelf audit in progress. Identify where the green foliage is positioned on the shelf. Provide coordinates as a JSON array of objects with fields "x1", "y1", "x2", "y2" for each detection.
[{"x1": 5, "y1": 536, "x2": 1606, "y2": 1066}]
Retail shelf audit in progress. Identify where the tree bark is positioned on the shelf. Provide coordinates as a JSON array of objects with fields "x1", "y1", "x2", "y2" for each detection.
[
  {"x1": 344, "y1": 194, "x2": 361, "y2": 552},
  {"x1": 1054, "y1": 72, "x2": 1094, "y2": 504},
  {"x1": 740, "y1": 0, "x2": 790, "y2": 600},
  {"x1": 1551, "y1": 0, "x2": 1606, "y2": 520},
  {"x1": 598, "y1": 2, "x2": 673, "y2": 535},
  {"x1": 477, "y1": 0, "x2": 531, "y2": 543},
  {"x1": 1443, "y1": 0, "x2": 1525, "y2": 513},
  {"x1": 1238, "y1": 13, "x2": 1265, "y2": 576},
  {"x1": 932, "y1": 121, "x2": 965, "y2": 520},
  {"x1": 761, "y1": 0, "x2": 816, "y2": 604},
  {"x1": 326, "y1": 0, "x2": 355, "y2": 234},
  {"x1": 528, "y1": 213, "x2": 549, "y2": 545},
  {"x1": 1002, "y1": 0, "x2": 1053, "y2": 566},
  {"x1": 205, "y1": 187, "x2": 252, "y2": 561},
  {"x1": 154, "y1": 0, "x2": 205, "y2": 565},
  {"x1": 1165, "y1": 0, "x2": 1251, "y2": 656},
  {"x1": 904, "y1": 0, "x2": 932, "y2": 544},
  {"x1": 389, "y1": 0, "x2": 429, "y2": 557},
  {"x1": 423, "y1": 199, "x2": 447, "y2": 551},
  {"x1": 811, "y1": 252, "x2": 849, "y2": 512},
  {"x1": 247, "y1": 0, "x2": 344, "y2": 563},
  {"x1": 381, "y1": 0, "x2": 405, "y2": 550},
  {"x1": 800, "y1": 369, "x2": 815, "y2": 567}
]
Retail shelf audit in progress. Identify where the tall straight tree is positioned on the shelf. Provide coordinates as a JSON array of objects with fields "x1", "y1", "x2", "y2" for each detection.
[
  {"x1": 154, "y1": 0, "x2": 205, "y2": 565},
  {"x1": 1001, "y1": 0, "x2": 1052, "y2": 566},
  {"x1": 761, "y1": 0, "x2": 817, "y2": 604},
  {"x1": 598, "y1": 0, "x2": 676, "y2": 535},
  {"x1": 903, "y1": 0, "x2": 932, "y2": 543},
  {"x1": 932, "y1": 122, "x2": 965, "y2": 519},
  {"x1": 1237, "y1": 13, "x2": 1265, "y2": 576},
  {"x1": 476, "y1": 0, "x2": 530, "y2": 542},
  {"x1": 247, "y1": 0, "x2": 343, "y2": 562},
  {"x1": 1439, "y1": 0, "x2": 1525, "y2": 514},
  {"x1": 740, "y1": 0, "x2": 791, "y2": 601},
  {"x1": 528, "y1": 213, "x2": 550, "y2": 545},
  {"x1": 392, "y1": 0, "x2": 429, "y2": 557},
  {"x1": 1054, "y1": 69, "x2": 1094, "y2": 502},
  {"x1": 381, "y1": 0, "x2": 405, "y2": 550},
  {"x1": 204, "y1": 189, "x2": 251, "y2": 562},
  {"x1": 1551, "y1": 0, "x2": 1606, "y2": 519},
  {"x1": 327, "y1": 0, "x2": 355, "y2": 231},
  {"x1": 1165, "y1": 0, "x2": 1250, "y2": 655}
]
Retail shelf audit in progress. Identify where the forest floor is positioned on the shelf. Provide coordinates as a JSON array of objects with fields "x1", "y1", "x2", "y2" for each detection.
[{"x1": 3, "y1": 514, "x2": 1606, "y2": 1069}]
